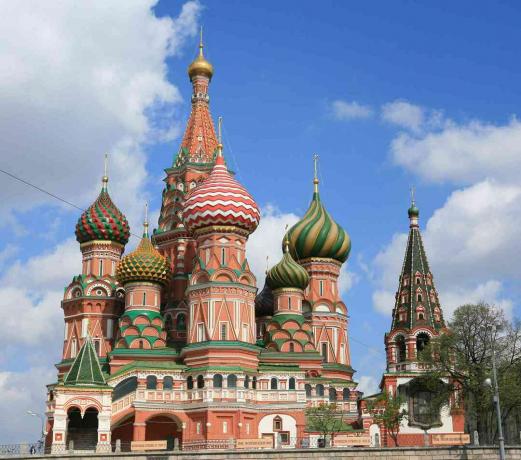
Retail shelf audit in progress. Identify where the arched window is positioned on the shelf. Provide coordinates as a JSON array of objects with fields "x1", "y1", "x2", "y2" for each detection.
[
  {"x1": 163, "y1": 376, "x2": 173, "y2": 390},
  {"x1": 416, "y1": 333, "x2": 430, "y2": 353},
  {"x1": 113, "y1": 377, "x2": 137, "y2": 401},
  {"x1": 197, "y1": 375, "x2": 204, "y2": 388},
  {"x1": 252, "y1": 376, "x2": 257, "y2": 389},
  {"x1": 142, "y1": 292, "x2": 147, "y2": 306},
  {"x1": 289, "y1": 342, "x2": 295, "y2": 353},
  {"x1": 329, "y1": 387, "x2": 337, "y2": 401},
  {"x1": 343, "y1": 388, "x2": 350, "y2": 401},
  {"x1": 146, "y1": 375, "x2": 157, "y2": 390},
  {"x1": 270, "y1": 378, "x2": 278, "y2": 390},
  {"x1": 244, "y1": 375, "x2": 250, "y2": 389},
  {"x1": 417, "y1": 293, "x2": 423, "y2": 302},
  {"x1": 213, "y1": 374, "x2": 223, "y2": 388},
  {"x1": 305, "y1": 384, "x2": 312, "y2": 397},
  {"x1": 273, "y1": 416, "x2": 283, "y2": 431},
  {"x1": 289, "y1": 377, "x2": 296, "y2": 390},
  {"x1": 176, "y1": 313, "x2": 186, "y2": 331},
  {"x1": 418, "y1": 313, "x2": 425, "y2": 320},
  {"x1": 395, "y1": 335, "x2": 407, "y2": 362},
  {"x1": 186, "y1": 376, "x2": 194, "y2": 390},
  {"x1": 316, "y1": 384, "x2": 324, "y2": 397},
  {"x1": 227, "y1": 374, "x2": 237, "y2": 388}
]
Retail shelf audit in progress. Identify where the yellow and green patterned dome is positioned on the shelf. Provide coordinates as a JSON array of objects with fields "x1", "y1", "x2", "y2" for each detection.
[
  {"x1": 285, "y1": 178, "x2": 351, "y2": 263},
  {"x1": 266, "y1": 240, "x2": 310, "y2": 290},
  {"x1": 116, "y1": 222, "x2": 171, "y2": 286}
]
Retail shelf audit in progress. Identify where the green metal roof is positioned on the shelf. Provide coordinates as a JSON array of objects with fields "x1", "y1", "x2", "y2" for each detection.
[{"x1": 64, "y1": 336, "x2": 107, "y2": 386}]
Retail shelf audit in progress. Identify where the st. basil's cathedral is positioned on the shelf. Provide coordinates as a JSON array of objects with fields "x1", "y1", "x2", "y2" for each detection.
[{"x1": 43, "y1": 36, "x2": 465, "y2": 452}]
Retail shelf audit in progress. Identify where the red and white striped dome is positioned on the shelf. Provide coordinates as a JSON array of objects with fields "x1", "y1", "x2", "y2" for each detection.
[{"x1": 182, "y1": 155, "x2": 260, "y2": 234}]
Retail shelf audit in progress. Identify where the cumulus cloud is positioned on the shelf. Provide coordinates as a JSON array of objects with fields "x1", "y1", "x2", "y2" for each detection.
[
  {"x1": 0, "y1": 0, "x2": 201, "y2": 230},
  {"x1": 331, "y1": 100, "x2": 373, "y2": 121},
  {"x1": 381, "y1": 100, "x2": 425, "y2": 132},
  {"x1": 391, "y1": 116, "x2": 521, "y2": 185},
  {"x1": 357, "y1": 375, "x2": 379, "y2": 396}
]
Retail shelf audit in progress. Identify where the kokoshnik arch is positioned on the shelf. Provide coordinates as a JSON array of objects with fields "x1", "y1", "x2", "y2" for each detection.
[{"x1": 43, "y1": 33, "x2": 465, "y2": 452}]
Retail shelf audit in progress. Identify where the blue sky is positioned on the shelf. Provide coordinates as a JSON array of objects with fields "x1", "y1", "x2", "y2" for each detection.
[{"x1": 1, "y1": 0, "x2": 521, "y2": 442}]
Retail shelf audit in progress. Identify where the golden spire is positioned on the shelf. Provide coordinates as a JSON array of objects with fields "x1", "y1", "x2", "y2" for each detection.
[
  {"x1": 143, "y1": 202, "x2": 149, "y2": 238},
  {"x1": 313, "y1": 153, "x2": 319, "y2": 193},
  {"x1": 188, "y1": 26, "x2": 214, "y2": 80},
  {"x1": 102, "y1": 153, "x2": 109, "y2": 191}
]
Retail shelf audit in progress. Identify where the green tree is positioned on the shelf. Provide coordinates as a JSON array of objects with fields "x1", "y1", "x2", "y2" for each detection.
[
  {"x1": 367, "y1": 391, "x2": 408, "y2": 446},
  {"x1": 420, "y1": 302, "x2": 521, "y2": 444},
  {"x1": 305, "y1": 403, "x2": 344, "y2": 445}
]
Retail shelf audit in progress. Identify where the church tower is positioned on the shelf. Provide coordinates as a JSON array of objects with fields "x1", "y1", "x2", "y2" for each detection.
[
  {"x1": 181, "y1": 121, "x2": 260, "y2": 369},
  {"x1": 285, "y1": 157, "x2": 353, "y2": 380},
  {"x1": 153, "y1": 29, "x2": 218, "y2": 345},
  {"x1": 384, "y1": 197, "x2": 445, "y2": 373},
  {"x1": 59, "y1": 158, "x2": 129, "y2": 377}
]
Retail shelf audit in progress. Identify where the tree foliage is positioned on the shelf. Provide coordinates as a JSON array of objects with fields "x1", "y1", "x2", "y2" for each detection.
[
  {"x1": 420, "y1": 302, "x2": 521, "y2": 444},
  {"x1": 305, "y1": 403, "x2": 345, "y2": 439},
  {"x1": 367, "y1": 391, "x2": 408, "y2": 446}
]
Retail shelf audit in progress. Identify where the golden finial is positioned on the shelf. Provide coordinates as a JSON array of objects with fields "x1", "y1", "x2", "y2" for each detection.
[
  {"x1": 410, "y1": 185, "x2": 416, "y2": 206},
  {"x1": 102, "y1": 153, "x2": 109, "y2": 190},
  {"x1": 199, "y1": 26, "x2": 204, "y2": 56},
  {"x1": 283, "y1": 224, "x2": 290, "y2": 253},
  {"x1": 313, "y1": 153, "x2": 319, "y2": 193},
  {"x1": 143, "y1": 202, "x2": 149, "y2": 238},
  {"x1": 217, "y1": 116, "x2": 223, "y2": 156}
]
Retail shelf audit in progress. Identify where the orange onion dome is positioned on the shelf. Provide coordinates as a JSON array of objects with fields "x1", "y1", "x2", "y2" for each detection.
[{"x1": 182, "y1": 154, "x2": 260, "y2": 235}]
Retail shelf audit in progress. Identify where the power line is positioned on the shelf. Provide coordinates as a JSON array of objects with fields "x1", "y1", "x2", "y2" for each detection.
[{"x1": 0, "y1": 167, "x2": 143, "y2": 240}]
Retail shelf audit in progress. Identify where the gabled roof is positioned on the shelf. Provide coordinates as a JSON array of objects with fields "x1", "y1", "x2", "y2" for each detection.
[{"x1": 64, "y1": 336, "x2": 107, "y2": 386}]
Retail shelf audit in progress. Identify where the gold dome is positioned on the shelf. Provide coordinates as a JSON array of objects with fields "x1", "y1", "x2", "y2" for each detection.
[{"x1": 188, "y1": 29, "x2": 213, "y2": 80}]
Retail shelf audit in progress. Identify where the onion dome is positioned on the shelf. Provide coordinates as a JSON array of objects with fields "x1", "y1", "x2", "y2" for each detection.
[
  {"x1": 255, "y1": 282, "x2": 274, "y2": 317},
  {"x1": 286, "y1": 174, "x2": 350, "y2": 263},
  {"x1": 408, "y1": 202, "x2": 419, "y2": 218},
  {"x1": 188, "y1": 29, "x2": 213, "y2": 81},
  {"x1": 75, "y1": 172, "x2": 130, "y2": 245},
  {"x1": 266, "y1": 239, "x2": 310, "y2": 290},
  {"x1": 182, "y1": 133, "x2": 260, "y2": 235},
  {"x1": 116, "y1": 215, "x2": 171, "y2": 286}
]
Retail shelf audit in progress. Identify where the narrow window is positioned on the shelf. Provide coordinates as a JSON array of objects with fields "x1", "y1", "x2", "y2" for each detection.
[
  {"x1": 289, "y1": 377, "x2": 296, "y2": 390},
  {"x1": 94, "y1": 339, "x2": 100, "y2": 355},
  {"x1": 289, "y1": 342, "x2": 295, "y2": 353},
  {"x1": 288, "y1": 297, "x2": 292, "y2": 310},
  {"x1": 242, "y1": 324, "x2": 248, "y2": 342},
  {"x1": 197, "y1": 375, "x2": 204, "y2": 388},
  {"x1": 81, "y1": 318, "x2": 88, "y2": 338},
  {"x1": 223, "y1": 421, "x2": 228, "y2": 434},
  {"x1": 273, "y1": 416, "x2": 282, "y2": 431},
  {"x1": 213, "y1": 374, "x2": 223, "y2": 388},
  {"x1": 196, "y1": 422, "x2": 201, "y2": 435},
  {"x1": 220, "y1": 323, "x2": 227, "y2": 341},
  {"x1": 64, "y1": 322, "x2": 69, "y2": 340},
  {"x1": 163, "y1": 376, "x2": 173, "y2": 390},
  {"x1": 227, "y1": 374, "x2": 237, "y2": 388},
  {"x1": 187, "y1": 376, "x2": 194, "y2": 390},
  {"x1": 106, "y1": 319, "x2": 113, "y2": 339},
  {"x1": 244, "y1": 375, "x2": 250, "y2": 389},
  {"x1": 71, "y1": 338, "x2": 77, "y2": 358},
  {"x1": 146, "y1": 375, "x2": 157, "y2": 390},
  {"x1": 319, "y1": 280, "x2": 324, "y2": 296},
  {"x1": 316, "y1": 384, "x2": 324, "y2": 397},
  {"x1": 99, "y1": 259, "x2": 103, "y2": 277},
  {"x1": 252, "y1": 376, "x2": 257, "y2": 389},
  {"x1": 321, "y1": 343, "x2": 328, "y2": 362},
  {"x1": 197, "y1": 323, "x2": 205, "y2": 342},
  {"x1": 270, "y1": 378, "x2": 278, "y2": 390},
  {"x1": 417, "y1": 294, "x2": 423, "y2": 302},
  {"x1": 130, "y1": 292, "x2": 134, "y2": 306},
  {"x1": 221, "y1": 247, "x2": 226, "y2": 265},
  {"x1": 142, "y1": 292, "x2": 147, "y2": 306}
]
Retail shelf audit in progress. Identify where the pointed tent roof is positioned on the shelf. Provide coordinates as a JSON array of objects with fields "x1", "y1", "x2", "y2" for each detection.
[
  {"x1": 390, "y1": 201, "x2": 445, "y2": 332},
  {"x1": 64, "y1": 336, "x2": 107, "y2": 386}
]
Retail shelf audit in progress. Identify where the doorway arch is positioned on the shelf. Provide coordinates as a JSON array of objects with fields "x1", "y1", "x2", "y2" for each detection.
[
  {"x1": 145, "y1": 414, "x2": 182, "y2": 449},
  {"x1": 66, "y1": 407, "x2": 98, "y2": 450}
]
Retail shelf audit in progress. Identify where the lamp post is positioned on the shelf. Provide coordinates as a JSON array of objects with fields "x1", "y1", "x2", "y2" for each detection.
[
  {"x1": 26, "y1": 411, "x2": 45, "y2": 447},
  {"x1": 484, "y1": 324, "x2": 506, "y2": 460}
]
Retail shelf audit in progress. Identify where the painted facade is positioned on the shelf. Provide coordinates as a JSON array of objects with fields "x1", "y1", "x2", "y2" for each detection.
[{"x1": 43, "y1": 36, "x2": 464, "y2": 452}]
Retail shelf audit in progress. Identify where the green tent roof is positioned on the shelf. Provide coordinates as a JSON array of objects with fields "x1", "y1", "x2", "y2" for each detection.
[{"x1": 64, "y1": 336, "x2": 107, "y2": 386}]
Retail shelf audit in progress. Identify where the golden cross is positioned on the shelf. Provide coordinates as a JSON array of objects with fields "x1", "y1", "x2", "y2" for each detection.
[
  {"x1": 218, "y1": 116, "x2": 223, "y2": 145},
  {"x1": 313, "y1": 153, "x2": 319, "y2": 181},
  {"x1": 410, "y1": 185, "x2": 416, "y2": 205}
]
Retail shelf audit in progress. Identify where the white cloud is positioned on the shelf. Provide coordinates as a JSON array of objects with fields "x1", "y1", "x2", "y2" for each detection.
[
  {"x1": 381, "y1": 100, "x2": 425, "y2": 132},
  {"x1": 391, "y1": 117, "x2": 521, "y2": 185},
  {"x1": 247, "y1": 205, "x2": 300, "y2": 287},
  {"x1": 331, "y1": 100, "x2": 373, "y2": 121},
  {"x1": 357, "y1": 375, "x2": 379, "y2": 396},
  {"x1": 0, "y1": 367, "x2": 56, "y2": 443},
  {"x1": 0, "y1": 0, "x2": 201, "y2": 230}
]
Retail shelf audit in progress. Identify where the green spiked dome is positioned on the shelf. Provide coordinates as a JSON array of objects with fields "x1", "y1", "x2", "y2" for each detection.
[
  {"x1": 285, "y1": 178, "x2": 351, "y2": 263},
  {"x1": 116, "y1": 221, "x2": 171, "y2": 286},
  {"x1": 266, "y1": 239, "x2": 310, "y2": 290},
  {"x1": 75, "y1": 176, "x2": 130, "y2": 245}
]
